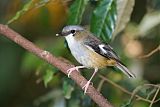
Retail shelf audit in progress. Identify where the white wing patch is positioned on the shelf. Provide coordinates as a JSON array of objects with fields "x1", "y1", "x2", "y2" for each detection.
[
  {"x1": 85, "y1": 45, "x2": 95, "y2": 52},
  {"x1": 99, "y1": 44, "x2": 107, "y2": 54}
]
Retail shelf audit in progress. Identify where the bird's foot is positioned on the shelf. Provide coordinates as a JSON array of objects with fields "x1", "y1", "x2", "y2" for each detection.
[
  {"x1": 67, "y1": 66, "x2": 85, "y2": 78},
  {"x1": 82, "y1": 81, "x2": 92, "y2": 94},
  {"x1": 67, "y1": 67, "x2": 79, "y2": 78}
]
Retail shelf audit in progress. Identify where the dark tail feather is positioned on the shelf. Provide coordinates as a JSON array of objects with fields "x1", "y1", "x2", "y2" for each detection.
[{"x1": 116, "y1": 62, "x2": 136, "y2": 78}]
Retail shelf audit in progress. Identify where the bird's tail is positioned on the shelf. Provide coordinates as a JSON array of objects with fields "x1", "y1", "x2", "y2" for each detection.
[{"x1": 116, "y1": 62, "x2": 136, "y2": 78}]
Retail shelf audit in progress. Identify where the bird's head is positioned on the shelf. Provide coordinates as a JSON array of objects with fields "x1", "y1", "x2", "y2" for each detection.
[{"x1": 56, "y1": 25, "x2": 88, "y2": 41}]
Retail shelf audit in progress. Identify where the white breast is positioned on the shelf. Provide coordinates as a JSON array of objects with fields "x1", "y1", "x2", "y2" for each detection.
[{"x1": 65, "y1": 34, "x2": 90, "y2": 67}]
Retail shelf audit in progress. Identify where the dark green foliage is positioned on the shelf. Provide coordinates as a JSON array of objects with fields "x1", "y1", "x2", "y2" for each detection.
[
  {"x1": 67, "y1": 0, "x2": 89, "y2": 25},
  {"x1": 90, "y1": 0, "x2": 117, "y2": 42},
  {"x1": 63, "y1": 77, "x2": 75, "y2": 99},
  {"x1": 67, "y1": 0, "x2": 117, "y2": 42}
]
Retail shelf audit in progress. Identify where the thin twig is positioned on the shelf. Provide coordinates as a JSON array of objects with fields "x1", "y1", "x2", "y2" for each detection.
[
  {"x1": 99, "y1": 75, "x2": 153, "y2": 103},
  {"x1": 97, "y1": 77, "x2": 105, "y2": 92},
  {"x1": 154, "y1": 97, "x2": 160, "y2": 103},
  {"x1": 130, "y1": 85, "x2": 143, "y2": 102},
  {"x1": 0, "y1": 24, "x2": 113, "y2": 107},
  {"x1": 99, "y1": 75, "x2": 160, "y2": 104},
  {"x1": 143, "y1": 84, "x2": 160, "y2": 88},
  {"x1": 146, "y1": 87, "x2": 157, "y2": 100},
  {"x1": 149, "y1": 86, "x2": 160, "y2": 107},
  {"x1": 139, "y1": 45, "x2": 160, "y2": 58}
]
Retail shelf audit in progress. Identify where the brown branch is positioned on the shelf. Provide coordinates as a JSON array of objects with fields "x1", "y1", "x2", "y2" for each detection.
[
  {"x1": 99, "y1": 75, "x2": 153, "y2": 103},
  {"x1": 139, "y1": 45, "x2": 160, "y2": 59},
  {"x1": 0, "y1": 24, "x2": 113, "y2": 107}
]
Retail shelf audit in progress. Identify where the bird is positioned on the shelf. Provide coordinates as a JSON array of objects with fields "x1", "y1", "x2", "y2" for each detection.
[{"x1": 56, "y1": 25, "x2": 135, "y2": 93}]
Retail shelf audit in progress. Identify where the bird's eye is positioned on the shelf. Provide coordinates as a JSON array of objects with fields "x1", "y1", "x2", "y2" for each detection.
[{"x1": 70, "y1": 30, "x2": 76, "y2": 34}]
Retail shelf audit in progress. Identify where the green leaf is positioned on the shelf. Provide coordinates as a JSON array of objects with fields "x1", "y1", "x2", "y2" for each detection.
[
  {"x1": 6, "y1": 0, "x2": 51, "y2": 25},
  {"x1": 90, "y1": 0, "x2": 117, "y2": 42},
  {"x1": 63, "y1": 78, "x2": 74, "y2": 99},
  {"x1": 7, "y1": 0, "x2": 34, "y2": 24},
  {"x1": 43, "y1": 68, "x2": 55, "y2": 87},
  {"x1": 67, "y1": 0, "x2": 89, "y2": 24}
]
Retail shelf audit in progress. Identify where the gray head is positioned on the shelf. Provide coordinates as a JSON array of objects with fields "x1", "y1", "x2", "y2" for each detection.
[{"x1": 56, "y1": 25, "x2": 84, "y2": 37}]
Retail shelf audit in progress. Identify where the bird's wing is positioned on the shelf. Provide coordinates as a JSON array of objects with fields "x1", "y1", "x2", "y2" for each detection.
[
  {"x1": 83, "y1": 35, "x2": 136, "y2": 78},
  {"x1": 83, "y1": 35, "x2": 120, "y2": 62}
]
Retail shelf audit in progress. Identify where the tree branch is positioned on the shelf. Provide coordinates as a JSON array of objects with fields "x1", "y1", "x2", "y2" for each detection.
[
  {"x1": 0, "y1": 24, "x2": 113, "y2": 107},
  {"x1": 99, "y1": 75, "x2": 160, "y2": 104},
  {"x1": 139, "y1": 45, "x2": 160, "y2": 59}
]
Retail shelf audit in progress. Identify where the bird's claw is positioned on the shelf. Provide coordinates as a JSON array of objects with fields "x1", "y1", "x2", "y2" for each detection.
[
  {"x1": 82, "y1": 81, "x2": 92, "y2": 94},
  {"x1": 67, "y1": 67, "x2": 79, "y2": 78}
]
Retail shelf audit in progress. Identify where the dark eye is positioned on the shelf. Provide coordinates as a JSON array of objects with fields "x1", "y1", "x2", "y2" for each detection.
[{"x1": 70, "y1": 30, "x2": 76, "y2": 34}]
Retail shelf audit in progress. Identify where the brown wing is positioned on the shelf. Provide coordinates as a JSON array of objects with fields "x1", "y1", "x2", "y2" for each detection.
[
  {"x1": 83, "y1": 35, "x2": 120, "y2": 62},
  {"x1": 83, "y1": 35, "x2": 136, "y2": 78}
]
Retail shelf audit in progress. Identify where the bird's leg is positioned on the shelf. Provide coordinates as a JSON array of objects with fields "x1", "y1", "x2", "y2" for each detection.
[
  {"x1": 67, "y1": 66, "x2": 85, "y2": 78},
  {"x1": 82, "y1": 68, "x2": 98, "y2": 94}
]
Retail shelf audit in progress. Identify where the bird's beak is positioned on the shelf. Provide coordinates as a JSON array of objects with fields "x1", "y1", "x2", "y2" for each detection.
[
  {"x1": 56, "y1": 31, "x2": 68, "y2": 37},
  {"x1": 56, "y1": 32, "x2": 70, "y2": 37},
  {"x1": 56, "y1": 32, "x2": 62, "y2": 36}
]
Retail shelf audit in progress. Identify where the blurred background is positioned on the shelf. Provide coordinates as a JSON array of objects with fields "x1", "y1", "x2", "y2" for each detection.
[{"x1": 0, "y1": 0, "x2": 160, "y2": 107}]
